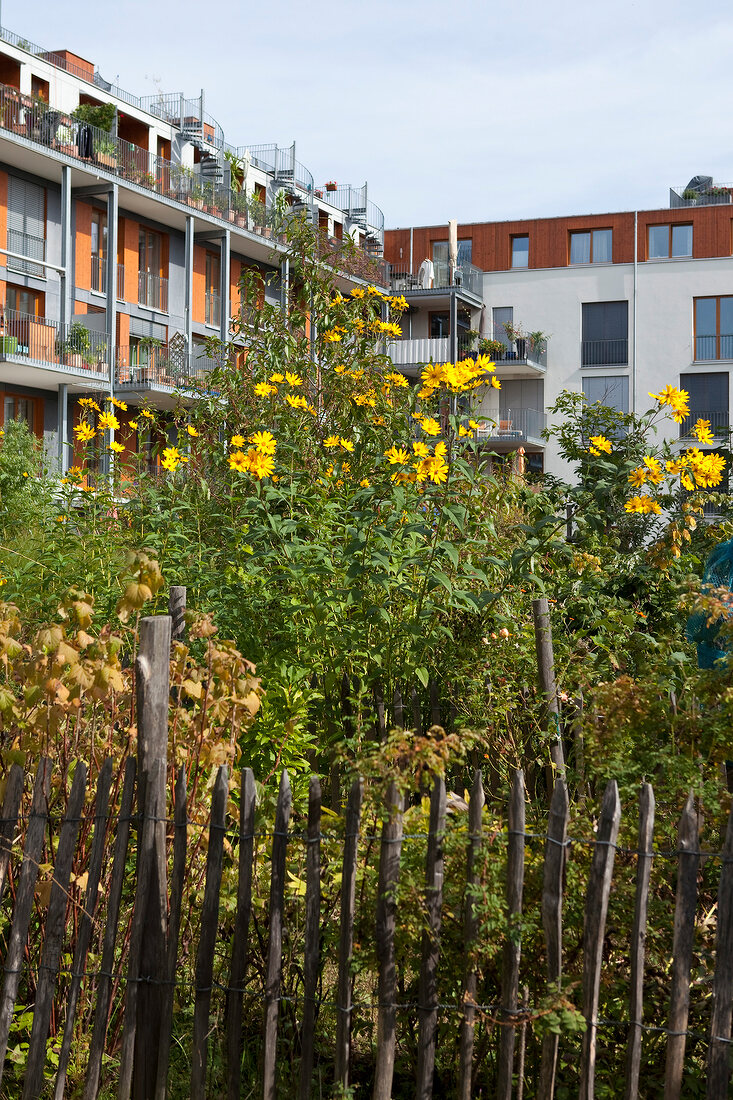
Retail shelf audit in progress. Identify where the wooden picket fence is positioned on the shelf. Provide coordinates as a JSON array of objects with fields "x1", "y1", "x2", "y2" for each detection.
[{"x1": 0, "y1": 612, "x2": 730, "y2": 1099}]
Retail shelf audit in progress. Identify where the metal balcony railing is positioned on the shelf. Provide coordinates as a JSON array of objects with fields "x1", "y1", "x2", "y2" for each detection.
[
  {"x1": 90, "y1": 257, "x2": 125, "y2": 300},
  {"x1": 318, "y1": 184, "x2": 385, "y2": 240},
  {"x1": 695, "y1": 334, "x2": 733, "y2": 361},
  {"x1": 678, "y1": 410, "x2": 731, "y2": 441},
  {"x1": 138, "y1": 272, "x2": 169, "y2": 312},
  {"x1": 0, "y1": 309, "x2": 110, "y2": 374},
  {"x1": 116, "y1": 345, "x2": 175, "y2": 388},
  {"x1": 205, "y1": 290, "x2": 221, "y2": 327},
  {"x1": 581, "y1": 338, "x2": 628, "y2": 367},
  {"x1": 474, "y1": 409, "x2": 546, "y2": 443},
  {"x1": 670, "y1": 185, "x2": 733, "y2": 208},
  {"x1": 389, "y1": 259, "x2": 483, "y2": 298},
  {"x1": 6, "y1": 228, "x2": 45, "y2": 277}
]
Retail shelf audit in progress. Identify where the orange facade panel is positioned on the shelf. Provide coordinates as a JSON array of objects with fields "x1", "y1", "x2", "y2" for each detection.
[
  {"x1": 385, "y1": 204, "x2": 733, "y2": 273},
  {"x1": 74, "y1": 200, "x2": 92, "y2": 291},
  {"x1": 192, "y1": 244, "x2": 207, "y2": 325}
]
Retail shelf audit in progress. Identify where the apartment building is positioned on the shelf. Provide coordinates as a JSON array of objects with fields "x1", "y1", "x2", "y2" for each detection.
[
  {"x1": 0, "y1": 27, "x2": 386, "y2": 471},
  {"x1": 384, "y1": 181, "x2": 733, "y2": 479}
]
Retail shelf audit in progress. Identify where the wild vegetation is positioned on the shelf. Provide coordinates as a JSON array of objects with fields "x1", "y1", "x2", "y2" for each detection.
[{"x1": 0, "y1": 218, "x2": 731, "y2": 1096}]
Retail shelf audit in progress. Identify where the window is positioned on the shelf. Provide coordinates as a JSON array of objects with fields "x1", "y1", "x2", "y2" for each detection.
[
  {"x1": 679, "y1": 372, "x2": 728, "y2": 436},
  {"x1": 5, "y1": 286, "x2": 43, "y2": 316},
  {"x1": 694, "y1": 297, "x2": 733, "y2": 360},
  {"x1": 570, "y1": 229, "x2": 612, "y2": 264},
  {"x1": 430, "y1": 312, "x2": 450, "y2": 338},
  {"x1": 31, "y1": 76, "x2": 49, "y2": 102},
  {"x1": 2, "y1": 393, "x2": 40, "y2": 434},
  {"x1": 582, "y1": 375, "x2": 629, "y2": 414},
  {"x1": 648, "y1": 223, "x2": 692, "y2": 259},
  {"x1": 206, "y1": 251, "x2": 221, "y2": 326},
  {"x1": 7, "y1": 176, "x2": 45, "y2": 277},
  {"x1": 511, "y1": 236, "x2": 529, "y2": 268},
  {"x1": 138, "y1": 228, "x2": 167, "y2": 311},
  {"x1": 432, "y1": 240, "x2": 473, "y2": 267},
  {"x1": 581, "y1": 301, "x2": 628, "y2": 366},
  {"x1": 91, "y1": 209, "x2": 107, "y2": 293}
]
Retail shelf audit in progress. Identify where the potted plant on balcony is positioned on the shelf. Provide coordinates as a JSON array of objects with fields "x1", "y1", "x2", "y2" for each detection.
[
  {"x1": 325, "y1": 181, "x2": 337, "y2": 192},
  {"x1": 137, "y1": 336, "x2": 163, "y2": 382},
  {"x1": 232, "y1": 190, "x2": 248, "y2": 228},
  {"x1": 55, "y1": 321, "x2": 93, "y2": 369},
  {"x1": 502, "y1": 320, "x2": 526, "y2": 359},
  {"x1": 527, "y1": 330, "x2": 550, "y2": 358},
  {"x1": 189, "y1": 182, "x2": 205, "y2": 210},
  {"x1": 93, "y1": 135, "x2": 117, "y2": 171},
  {"x1": 479, "y1": 337, "x2": 506, "y2": 360}
]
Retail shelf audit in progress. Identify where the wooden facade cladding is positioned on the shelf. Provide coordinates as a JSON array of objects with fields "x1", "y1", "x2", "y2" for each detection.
[
  {"x1": 192, "y1": 244, "x2": 207, "y2": 325},
  {"x1": 74, "y1": 200, "x2": 92, "y2": 292},
  {"x1": 385, "y1": 205, "x2": 733, "y2": 272}
]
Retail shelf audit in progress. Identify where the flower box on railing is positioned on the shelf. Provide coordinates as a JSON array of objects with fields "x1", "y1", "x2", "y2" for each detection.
[{"x1": 325, "y1": 182, "x2": 337, "y2": 192}]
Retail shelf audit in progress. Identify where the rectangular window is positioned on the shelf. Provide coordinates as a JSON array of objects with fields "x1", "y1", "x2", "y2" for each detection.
[
  {"x1": 138, "y1": 228, "x2": 167, "y2": 311},
  {"x1": 648, "y1": 223, "x2": 693, "y2": 259},
  {"x1": 570, "y1": 229, "x2": 612, "y2": 264},
  {"x1": 432, "y1": 240, "x2": 473, "y2": 266},
  {"x1": 7, "y1": 176, "x2": 45, "y2": 277},
  {"x1": 206, "y1": 251, "x2": 221, "y2": 326},
  {"x1": 5, "y1": 285, "x2": 43, "y2": 316},
  {"x1": 582, "y1": 375, "x2": 629, "y2": 414},
  {"x1": 694, "y1": 296, "x2": 733, "y2": 360},
  {"x1": 511, "y1": 235, "x2": 529, "y2": 268},
  {"x1": 2, "y1": 393, "x2": 40, "y2": 434},
  {"x1": 680, "y1": 371, "x2": 729, "y2": 438},
  {"x1": 429, "y1": 311, "x2": 450, "y2": 338},
  {"x1": 91, "y1": 209, "x2": 107, "y2": 293},
  {"x1": 582, "y1": 301, "x2": 628, "y2": 366}
]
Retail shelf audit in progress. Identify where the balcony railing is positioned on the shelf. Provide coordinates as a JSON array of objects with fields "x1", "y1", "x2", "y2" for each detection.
[
  {"x1": 389, "y1": 259, "x2": 483, "y2": 298},
  {"x1": 205, "y1": 290, "x2": 221, "y2": 327},
  {"x1": 474, "y1": 408, "x2": 546, "y2": 443},
  {"x1": 387, "y1": 329, "x2": 547, "y2": 370},
  {"x1": 6, "y1": 228, "x2": 45, "y2": 277},
  {"x1": 0, "y1": 309, "x2": 110, "y2": 374},
  {"x1": 116, "y1": 345, "x2": 226, "y2": 389},
  {"x1": 695, "y1": 334, "x2": 733, "y2": 361},
  {"x1": 138, "y1": 272, "x2": 169, "y2": 312},
  {"x1": 91, "y1": 257, "x2": 125, "y2": 300},
  {"x1": 670, "y1": 184, "x2": 733, "y2": 208},
  {"x1": 581, "y1": 338, "x2": 628, "y2": 367},
  {"x1": 678, "y1": 410, "x2": 731, "y2": 442}
]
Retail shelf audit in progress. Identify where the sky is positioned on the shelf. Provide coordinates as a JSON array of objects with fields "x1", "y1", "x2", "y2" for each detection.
[{"x1": 10, "y1": 0, "x2": 733, "y2": 229}]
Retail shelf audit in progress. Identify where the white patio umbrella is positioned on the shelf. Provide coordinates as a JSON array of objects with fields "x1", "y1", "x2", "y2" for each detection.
[{"x1": 448, "y1": 219, "x2": 458, "y2": 284}]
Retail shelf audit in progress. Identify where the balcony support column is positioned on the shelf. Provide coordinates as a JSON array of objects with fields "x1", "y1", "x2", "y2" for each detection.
[
  {"x1": 219, "y1": 230, "x2": 230, "y2": 347},
  {"x1": 59, "y1": 166, "x2": 72, "y2": 331},
  {"x1": 104, "y1": 185, "x2": 118, "y2": 477},
  {"x1": 280, "y1": 258, "x2": 289, "y2": 316},
  {"x1": 57, "y1": 383, "x2": 68, "y2": 476},
  {"x1": 184, "y1": 215, "x2": 194, "y2": 353}
]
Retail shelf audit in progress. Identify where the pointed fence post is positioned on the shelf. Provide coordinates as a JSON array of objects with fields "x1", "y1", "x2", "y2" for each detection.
[
  {"x1": 0, "y1": 764, "x2": 24, "y2": 910},
  {"x1": 664, "y1": 793, "x2": 699, "y2": 1100},
  {"x1": 706, "y1": 797, "x2": 733, "y2": 1097},
  {"x1": 497, "y1": 770, "x2": 526, "y2": 1100},
  {"x1": 624, "y1": 783, "x2": 655, "y2": 1100},
  {"x1": 263, "y1": 769, "x2": 293, "y2": 1100},
  {"x1": 458, "y1": 769, "x2": 485, "y2": 1100},
  {"x1": 373, "y1": 780, "x2": 404, "y2": 1100},
  {"x1": 155, "y1": 768, "x2": 188, "y2": 1100},
  {"x1": 227, "y1": 768, "x2": 256, "y2": 1100},
  {"x1": 169, "y1": 585, "x2": 187, "y2": 640},
  {"x1": 415, "y1": 776, "x2": 447, "y2": 1100},
  {"x1": 532, "y1": 597, "x2": 565, "y2": 778},
  {"x1": 298, "y1": 776, "x2": 322, "y2": 1100},
  {"x1": 538, "y1": 778, "x2": 569, "y2": 1100},
  {"x1": 191, "y1": 765, "x2": 229, "y2": 1099},
  {"x1": 334, "y1": 777, "x2": 364, "y2": 1092},
  {"x1": 579, "y1": 780, "x2": 622, "y2": 1100}
]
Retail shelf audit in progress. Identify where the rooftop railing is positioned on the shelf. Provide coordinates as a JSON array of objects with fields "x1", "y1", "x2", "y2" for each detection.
[
  {"x1": 670, "y1": 185, "x2": 733, "y2": 208},
  {"x1": 389, "y1": 259, "x2": 483, "y2": 298},
  {"x1": 319, "y1": 184, "x2": 385, "y2": 238},
  {"x1": 0, "y1": 309, "x2": 110, "y2": 375}
]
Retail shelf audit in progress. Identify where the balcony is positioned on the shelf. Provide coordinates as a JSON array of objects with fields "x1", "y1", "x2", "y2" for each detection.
[
  {"x1": 387, "y1": 330, "x2": 546, "y2": 377},
  {"x1": 581, "y1": 338, "x2": 628, "y2": 367},
  {"x1": 138, "y1": 272, "x2": 168, "y2": 312},
  {"x1": 694, "y1": 335, "x2": 733, "y2": 362},
  {"x1": 116, "y1": 345, "x2": 225, "y2": 391},
  {"x1": 474, "y1": 408, "x2": 546, "y2": 446},
  {"x1": 678, "y1": 410, "x2": 730, "y2": 443},
  {"x1": 90, "y1": 257, "x2": 125, "y2": 300},
  {"x1": 7, "y1": 228, "x2": 45, "y2": 278},
  {"x1": 0, "y1": 309, "x2": 110, "y2": 378},
  {"x1": 670, "y1": 184, "x2": 733, "y2": 208},
  {"x1": 389, "y1": 259, "x2": 483, "y2": 299}
]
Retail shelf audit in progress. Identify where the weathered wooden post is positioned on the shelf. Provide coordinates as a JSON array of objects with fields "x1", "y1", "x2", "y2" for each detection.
[
  {"x1": 334, "y1": 777, "x2": 364, "y2": 1092},
  {"x1": 538, "y1": 778, "x2": 569, "y2": 1100},
  {"x1": 119, "y1": 615, "x2": 171, "y2": 1100},
  {"x1": 706, "y1": 796, "x2": 733, "y2": 1097},
  {"x1": 532, "y1": 597, "x2": 566, "y2": 780},
  {"x1": 416, "y1": 776, "x2": 447, "y2": 1100},
  {"x1": 497, "y1": 769, "x2": 526, "y2": 1099},
  {"x1": 373, "y1": 780, "x2": 404, "y2": 1100},
  {"x1": 169, "y1": 585, "x2": 186, "y2": 640},
  {"x1": 624, "y1": 782, "x2": 655, "y2": 1100},
  {"x1": 664, "y1": 793, "x2": 700, "y2": 1100},
  {"x1": 458, "y1": 769, "x2": 485, "y2": 1100},
  {"x1": 299, "y1": 776, "x2": 323, "y2": 1100},
  {"x1": 263, "y1": 769, "x2": 293, "y2": 1100}
]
